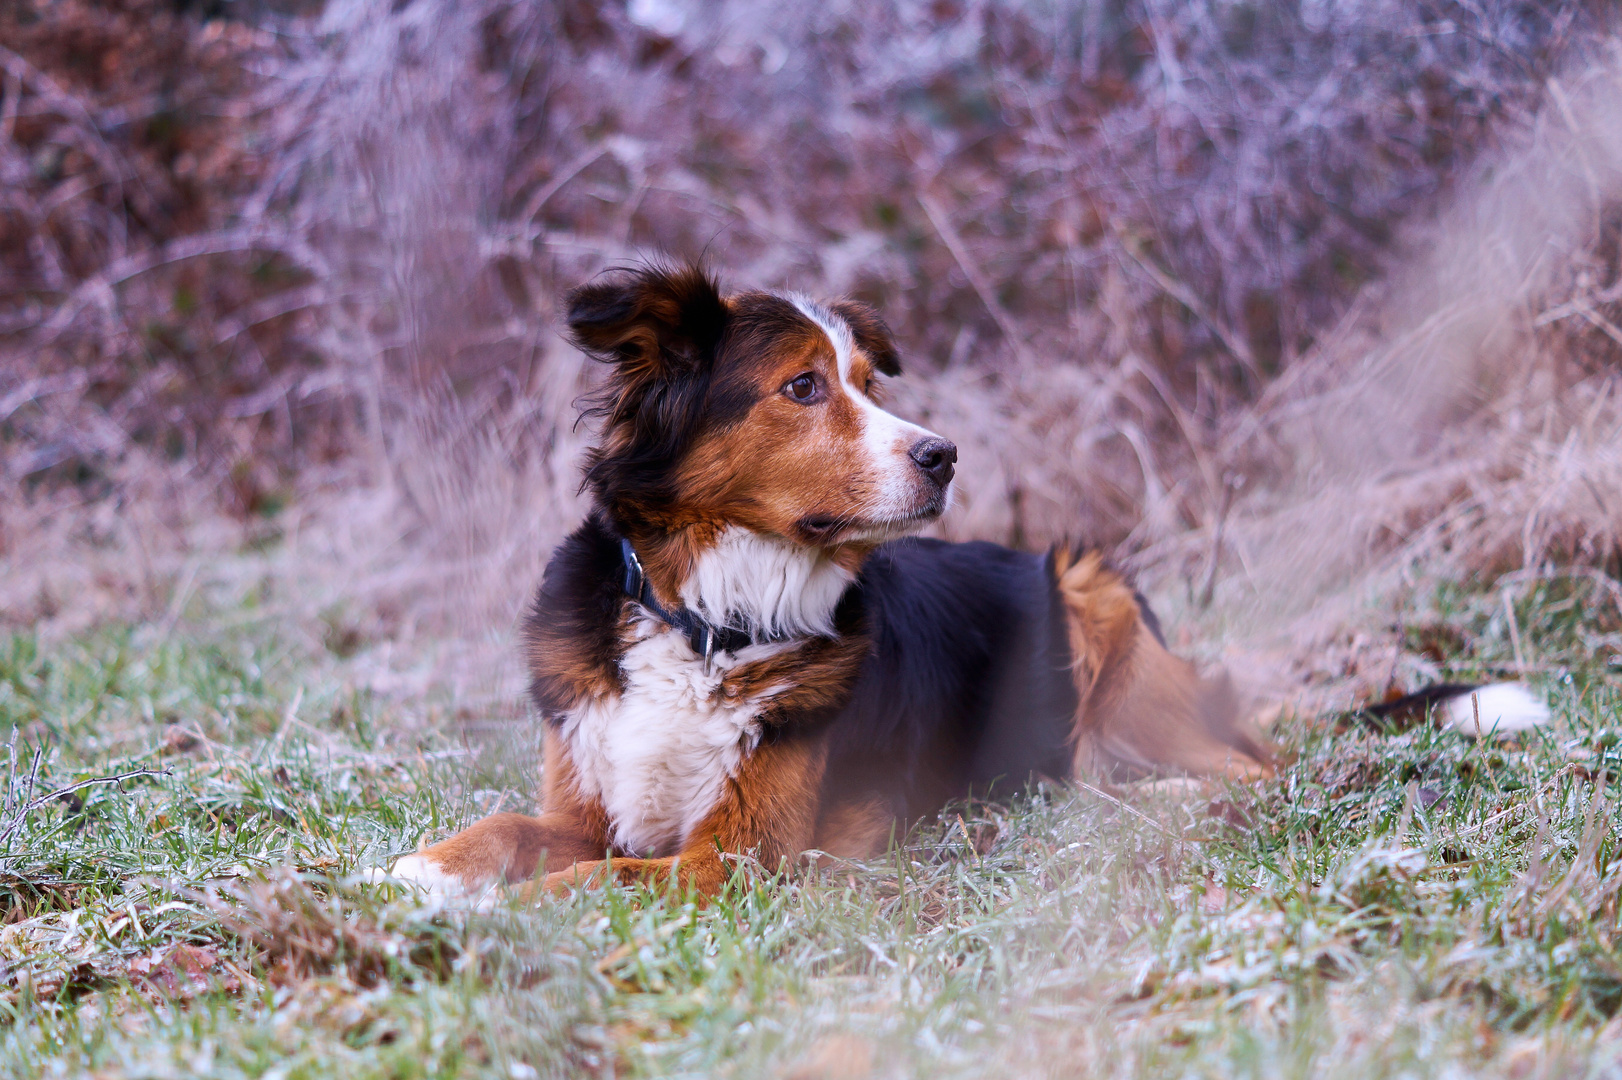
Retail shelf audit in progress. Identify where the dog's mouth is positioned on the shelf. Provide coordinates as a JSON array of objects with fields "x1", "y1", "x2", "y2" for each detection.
[
  {"x1": 794, "y1": 514, "x2": 846, "y2": 542},
  {"x1": 793, "y1": 497, "x2": 947, "y2": 546}
]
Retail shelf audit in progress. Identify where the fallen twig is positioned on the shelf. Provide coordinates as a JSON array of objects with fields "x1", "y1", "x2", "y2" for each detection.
[
  {"x1": 1074, "y1": 780, "x2": 1181, "y2": 839},
  {"x1": 0, "y1": 742, "x2": 170, "y2": 867}
]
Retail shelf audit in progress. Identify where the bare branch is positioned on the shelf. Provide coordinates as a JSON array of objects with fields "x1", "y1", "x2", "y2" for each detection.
[
  {"x1": 917, "y1": 191, "x2": 1035, "y2": 368},
  {"x1": 0, "y1": 761, "x2": 170, "y2": 867}
]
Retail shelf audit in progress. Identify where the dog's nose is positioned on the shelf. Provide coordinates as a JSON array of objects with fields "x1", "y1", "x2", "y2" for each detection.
[{"x1": 908, "y1": 437, "x2": 957, "y2": 487}]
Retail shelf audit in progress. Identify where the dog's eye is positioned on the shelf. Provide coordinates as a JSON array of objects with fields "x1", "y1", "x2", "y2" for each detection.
[{"x1": 784, "y1": 372, "x2": 819, "y2": 402}]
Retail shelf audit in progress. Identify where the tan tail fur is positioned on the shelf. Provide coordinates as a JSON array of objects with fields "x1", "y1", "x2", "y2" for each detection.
[{"x1": 1052, "y1": 548, "x2": 1273, "y2": 781}]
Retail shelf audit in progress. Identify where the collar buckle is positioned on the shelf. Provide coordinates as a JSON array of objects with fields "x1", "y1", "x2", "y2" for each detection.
[
  {"x1": 620, "y1": 538, "x2": 645, "y2": 597},
  {"x1": 697, "y1": 624, "x2": 717, "y2": 673},
  {"x1": 617, "y1": 532, "x2": 752, "y2": 665}
]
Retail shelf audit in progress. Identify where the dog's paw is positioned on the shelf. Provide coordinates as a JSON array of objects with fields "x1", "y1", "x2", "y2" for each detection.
[
  {"x1": 532, "y1": 863, "x2": 612, "y2": 900},
  {"x1": 369, "y1": 853, "x2": 502, "y2": 912},
  {"x1": 1440, "y1": 682, "x2": 1551, "y2": 737}
]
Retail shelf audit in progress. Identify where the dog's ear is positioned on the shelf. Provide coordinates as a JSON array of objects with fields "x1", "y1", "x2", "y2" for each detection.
[
  {"x1": 567, "y1": 264, "x2": 728, "y2": 386},
  {"x1": 828, "y1": 300, "x2": 901, "y2": 376}
]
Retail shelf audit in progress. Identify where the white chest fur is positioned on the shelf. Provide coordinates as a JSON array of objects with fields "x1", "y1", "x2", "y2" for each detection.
[
  {"x1": 679, "y1": 527, "x2": 853, "y2": 638},
  {"x1": 557, "y1": 619, "x2": 791, "y2": 857},
  {"x1": 556, "y1": 527, "x2": 848, "y2": 857}
]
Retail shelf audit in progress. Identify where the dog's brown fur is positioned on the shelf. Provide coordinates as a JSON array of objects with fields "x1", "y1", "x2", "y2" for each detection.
[
  {"x1": 1056, "y1": 550, "x2": 1271, "y2": 780},
  {"x1": 412, "y1": 550, "x2": 1272, "y2": 899},
  {"x1": 392, "y1": 264, "x2": 1273, "y2": 904}
]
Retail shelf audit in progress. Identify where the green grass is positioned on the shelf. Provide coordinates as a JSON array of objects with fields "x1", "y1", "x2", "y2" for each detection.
[{"x1": 2, "y1": 574, "x2": 1622, "y2": 1078}]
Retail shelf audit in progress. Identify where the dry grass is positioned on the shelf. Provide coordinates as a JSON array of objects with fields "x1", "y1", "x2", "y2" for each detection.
[{"x1": 1136, "y1": 44, "x2": 1622, "y2": 707}]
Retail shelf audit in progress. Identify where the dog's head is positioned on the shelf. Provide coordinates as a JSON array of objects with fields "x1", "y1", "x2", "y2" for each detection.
[{"x1": 569, "y1": 263, "x2": 954, "y2": 551}]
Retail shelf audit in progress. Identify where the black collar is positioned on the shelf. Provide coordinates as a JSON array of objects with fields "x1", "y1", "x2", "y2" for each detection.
[{"x1": 617, "y1": 535, "x2": 758, "y2": 664}]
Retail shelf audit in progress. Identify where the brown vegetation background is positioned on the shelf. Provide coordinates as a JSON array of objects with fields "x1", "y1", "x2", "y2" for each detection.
[{"x1": 2, "y1": 0, "x2": 1620, "y2": 707}]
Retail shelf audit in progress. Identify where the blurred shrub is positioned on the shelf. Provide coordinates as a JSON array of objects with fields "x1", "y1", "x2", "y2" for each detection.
[
  {"x1": 500, "y1": 0, "x2": 1598, "y2": 384},
  {"x1": 0, "y1": 0, "x2": 1613, "y2": 550}
]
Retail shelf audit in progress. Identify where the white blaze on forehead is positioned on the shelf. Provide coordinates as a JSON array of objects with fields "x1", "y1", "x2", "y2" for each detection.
[
  {"x1": 784, "y1": 294, "x2": 944, "y2": 520},
  {"x1": 786, "y1": 293, "x2": 858, "y2": 383}
]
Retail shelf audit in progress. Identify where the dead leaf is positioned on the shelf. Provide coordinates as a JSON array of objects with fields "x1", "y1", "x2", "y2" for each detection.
[
  {"x1": 129, "y1": 943, "x2": 237, "y2": 998},
  {"x1": 161, "y1": 728, "x2": 200, "y2": 755}
]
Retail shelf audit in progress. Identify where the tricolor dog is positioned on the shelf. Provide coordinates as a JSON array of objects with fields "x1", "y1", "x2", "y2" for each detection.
[{"x1": 381, "y1": 262, "x2": 1542, "y2": 903}]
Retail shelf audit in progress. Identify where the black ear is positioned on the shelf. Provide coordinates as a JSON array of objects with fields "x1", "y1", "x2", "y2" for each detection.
[
  {"x1": 828, "y1": 299, "x2": 901, "y2": 376},
  {"x1": 566, "y1": 263, "x2": 728, "y2": 386}
]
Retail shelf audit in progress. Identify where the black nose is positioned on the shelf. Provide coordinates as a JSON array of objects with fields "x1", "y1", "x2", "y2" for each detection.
[{"x1": 908, "y1": 437, "x2": 957, "y2": 487}]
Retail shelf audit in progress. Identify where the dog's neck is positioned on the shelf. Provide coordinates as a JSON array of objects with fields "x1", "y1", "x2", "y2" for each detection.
[{"x1": 675, "y1": 526, "x2": 855, "y2": 639}]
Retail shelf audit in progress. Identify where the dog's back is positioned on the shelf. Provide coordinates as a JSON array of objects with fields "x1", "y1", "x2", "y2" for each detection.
[
  {"x1": 811, "y1": 538, "x2": 1272, "y2": 855},
  {"x1": 816, "y1": 539, "x2": 1078, "y2": 833}
]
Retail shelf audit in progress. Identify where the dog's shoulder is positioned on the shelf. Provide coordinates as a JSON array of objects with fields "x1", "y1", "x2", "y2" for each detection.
[
  {"x1": 524, "y1": 513, "x2": 627, "y2": 715},
  {"x1": 856, "y1": 537, "x2": 1059, "y2": 651},
  {"x1": 828, "y1": 539, "x2": 1079, "y2": 789}
]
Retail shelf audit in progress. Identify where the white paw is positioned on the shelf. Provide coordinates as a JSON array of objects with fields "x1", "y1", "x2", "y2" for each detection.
[
  {"x1": 1442, "y1": 683, "x2": 1551, "y2": 738},
  {"x1": 369, "y1": 853, "x2": 502, "y2": 912}
]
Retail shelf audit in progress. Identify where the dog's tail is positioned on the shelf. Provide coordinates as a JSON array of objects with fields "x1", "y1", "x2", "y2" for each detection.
[
  {"x1": 1360, "y1": 682, "x2": 1550, "y2": 737},
  {"x1": 1050, "y1": 547, "x2": 1274, "y2": 782}
]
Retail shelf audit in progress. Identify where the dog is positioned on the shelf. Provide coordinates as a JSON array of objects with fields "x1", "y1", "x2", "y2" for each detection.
[{"x1": 380, "y1": 262, "x2": 1543, "y2": 904}]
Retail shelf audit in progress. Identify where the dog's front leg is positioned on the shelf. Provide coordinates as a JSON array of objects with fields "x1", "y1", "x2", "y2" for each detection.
[
  {"x1": 385, "y1": 811, "x2": 608, "y2": 907},
  {"x1": 526, "y1": 732, "x2": 828, "y2": 900}
]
